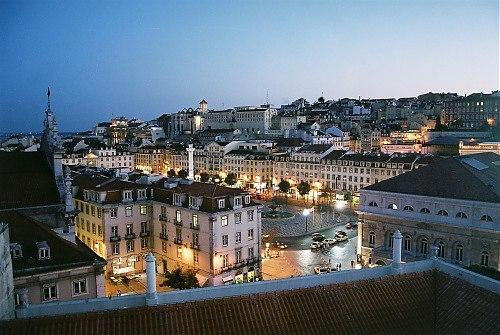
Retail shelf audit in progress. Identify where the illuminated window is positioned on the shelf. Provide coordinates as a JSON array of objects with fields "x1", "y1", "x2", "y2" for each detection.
[
  {"x1": 140, "y1": 205, "x2": 147, "y2": 215},
  {"x1": 221, "y1": 215, "x2": 228, "y2": 227}
]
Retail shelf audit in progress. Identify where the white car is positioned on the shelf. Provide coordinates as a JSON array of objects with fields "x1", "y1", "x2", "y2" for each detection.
[
  {"x1": 310, "y1": 242, "x2": 323, "y2": 250},
  {"x1": 323, "y1": 238, "x2": 337, "y2": 246},
  {"x1": 314, "y1": 266, "x2": 331, "y2": 274}
]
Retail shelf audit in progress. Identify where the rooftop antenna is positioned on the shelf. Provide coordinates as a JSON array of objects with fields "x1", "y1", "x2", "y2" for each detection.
[
  {"x1": 266, "y1": 89, "x2": 269, "y2": 105},
  {"x1": 46, "y1": 86, "x2": 51, "y2": 111}
]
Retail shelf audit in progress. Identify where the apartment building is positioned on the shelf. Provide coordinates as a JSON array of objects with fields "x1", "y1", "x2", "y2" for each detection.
[
  {"x1": 134, "y1": 146, "x2": 166, "y2": 173},
  {"x1": 73, "y1": 175, "x2": 153, "y2": 275},
  {"x1": 442, "y1": 91, "x2": 500, "y2": 129},
  {"x1": 152, "y1": 179, "x2": 261, "y2": 285}
]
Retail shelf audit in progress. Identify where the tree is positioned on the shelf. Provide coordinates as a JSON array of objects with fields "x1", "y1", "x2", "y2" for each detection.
[
  {"x1": 167, "y1": 169, "x2": 176, "y2": 178},
  {"x1": 212, "y1": 175, "x2": 222, "y2": 184},
  {"x1": 177, "y1": 169, "x2": 188, "y2": 179},
  {"x1": 320, "y1": 186, "x2": 334, "y2": 204},
  {"x1": 318, "y1": 96, "x2": 325, "y2": 103},
  {"x1": 224, "y1": 172, "x2": 237, "y2": 186},
  {"x1": 163, "y1": 268, "x2": 200, "y2": 290},
  {"x1": 297, "y1": 181, "x2": 311, "y2": 201},
  {"x1": 434, "y1": 116, "x2": 448, "y2": 131},
  {"x1": 200, "y1": 172, "x2": 210, "y2": 183},
  {"x1": 278, "y1": 179, "x2": 291, "y2": 195}
]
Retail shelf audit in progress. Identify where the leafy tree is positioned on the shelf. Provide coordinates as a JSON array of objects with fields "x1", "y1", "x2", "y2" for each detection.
[
  {"x1": 200, "y1": 172, "x2": 210, "y2": 183},
  {"x1": 434, "y1": 117, "x2": 448, "y2": 131},
  {"x1": 163, "y1": 268, "x2": 200, "y2": 290},
  {"x1": 167, "y1": 169, "x2": 177, "y2": 178},
  {"x1": 177, "y1": 169, "x2": 188, "y2": 179},
  {"x1": 320, "y1": 186, "x2": 333, "y2": 204},
  {"x1": 297, "y1": 181, "x2": 311, "y2": 198},
  {"x1": 318, "y1": 96, "x2": 325, "y2": 103},
  {"x1": 224, "y1": 172, "x2": 237, "y2": 186},
  {"x1": 278, "y1": 179, "x2": 291, "y2": 195}
]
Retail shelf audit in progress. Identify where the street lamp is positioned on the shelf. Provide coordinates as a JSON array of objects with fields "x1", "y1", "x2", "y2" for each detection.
[{"x1": 302, "y1": 208, "x2": 310, "y2": 233}]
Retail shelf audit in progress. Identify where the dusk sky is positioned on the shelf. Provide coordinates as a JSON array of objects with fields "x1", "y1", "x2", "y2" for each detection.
[{"x1": 1, "y1": 0, "x2": 498, "y2": 133}]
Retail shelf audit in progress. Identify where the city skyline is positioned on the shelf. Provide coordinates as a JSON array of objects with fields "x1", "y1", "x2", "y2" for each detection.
[{"x1": 1, "y1": 0, "x2": 499, "y2": 132}]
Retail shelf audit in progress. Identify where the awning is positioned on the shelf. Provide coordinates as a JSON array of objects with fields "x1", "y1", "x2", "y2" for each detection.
[
  {"x1": 195, "y1": 274, "x2": 209, "y2": 287},
  {"x1": 222, "y1": 276, "x2": 234, "y2": 284},
  {"x1": 113, "y1": 266, "x2": 135, "y2": 275}
]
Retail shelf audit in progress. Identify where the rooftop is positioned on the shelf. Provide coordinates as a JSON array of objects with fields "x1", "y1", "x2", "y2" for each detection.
[
  {"x1": 0, "y1": 211, "x2": 105, "y2": 277},
  {"x1": 0, "y1": 151, "x2": 61, "y2": 210},
  {"x1": 2, "y1": 260, "x2": 498, "y2": 334},
  {"x1": 364, "y1": 153, "x2": 500, "y2": 203}
]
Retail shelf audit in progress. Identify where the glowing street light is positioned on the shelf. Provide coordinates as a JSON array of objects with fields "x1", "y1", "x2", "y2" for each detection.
[{"x1": 302, "y1": 208, "x2": 310, "y2": 232}]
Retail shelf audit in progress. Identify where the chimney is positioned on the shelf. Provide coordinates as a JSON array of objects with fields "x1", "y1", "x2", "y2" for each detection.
[{"x1": 145, "y1": 253, "x2": 158, "y2": 306}]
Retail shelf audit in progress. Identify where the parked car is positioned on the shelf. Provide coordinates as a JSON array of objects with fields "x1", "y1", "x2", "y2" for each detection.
[
  {"x1": 314, "y1": 266, "x2": 331, "y2": 274},
  {"x1": 335, "y1": 230, "x2": 347, "y2": 236},
  {"x1": 323, "y1": 238, "x2": 337, "y2": 246},
  {"x1": 310, "y1": 242, "x2": 323, "y2": 250},
  {"x1": 312, "y1": 233, "x2": 325, "y2": 242},
  {"x1": 335, "y1": 235, "x2": 348, "y2": 242}
]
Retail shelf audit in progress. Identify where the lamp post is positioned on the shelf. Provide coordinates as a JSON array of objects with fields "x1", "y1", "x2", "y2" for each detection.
[{"x1": 302, "y1": 208, "x2": 310, "y2": 233}]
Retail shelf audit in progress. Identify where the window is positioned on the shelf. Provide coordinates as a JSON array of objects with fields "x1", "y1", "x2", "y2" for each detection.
[
  {"x1": 404, "y1": 236, "x2": 411, "y2": 252},
  {"x1": 91, "y1": 206, "x2": 95, "y2": 216},
  {"x1": 123, "y1": 190, "x2": 132, "y2": 200},
  {"x1": 480, "y1": 215, "x2": 493, "y2": 222},
  {"x1": 456, "y1": 212, "x2": 467, "y2": 219},
  {"x1": 97, "y1": 225, "x2": 102, "y2": 236},
  {"x1": 388, "y1": 233, "x2": 394, "y2": 249},
  {"x1": 368, "y1": 201, "x2": 378, "y2": 207},
  {"x1": 140, "y1": 205, "x2": 147, "y2": 215},
  {"x1": 247, "y1": 210, "x2": 254, "y2": 221},
  {"x1": 162, "y1": 241, "x2": 167, "y2": 252},
  {"x1": 194, "y1": 252, "x2": 199, "y2": 265},
  {"x1": 455, "y1": 244, "x2": 463, "y2": 262},
  {"x1": 234, "y1": 197, "x2": 242, "y2": 206},
  {"x1": 245, "y1": 195, "x2": 251, "y2": 204},
  {"x1": 176, "y1": 210, "x2": 181, "y2": 222},
  {"x1": 38, "y1": 243, "x2": 50, "y2": 260},
  {"x1": 222, "y1": 254, "x2": 229, "y2": 268},
  {"x1": 176, "y1": 227, "x2": 182, "y2": 241},
  {"x1": 177, "y1": 246, "x2": 183, "y2": 259},
  {"x1": 42, "y1": 284, "x2": 57, "y2": 301},
  {"x1": 218, "y1": 199, "x2": 225, "y2": 209},
  {"x1": 112, "y1": 243, "x2": 119, "y2": 255},
  {"x1": 141, "y1": 238, "x2": 148, "y2": 249},
  {"x1": 235, "y1": 213, "x2": 241, "y2": 224},
  {"x1": 437, "y1": 241, "x2": 445, "y2": 258},
  {"x1": 420, "y1": 238, "x2": 428, "y2": 254},
  {"x1": 110, "y1": 208, "x2": 117, "y2": 219},
  {"x1": 387, "y1": 203, "x2": 397, "y2": 210},
  {"x1": 126, "y1": 224, "x2": 133, "y2": 235},
  {"x1": 420, "y1": 208, "x2": 430, "y2": 214},
  {"x1": 141, "y1": 222, "x2": 148, "y2": 234},
  {"x1": 369, "y1": 232, "x2": 375, "y2": 245},
  {"x1": 193, "y1": 233, "x2": 199, "y2": 247},
  {"x1": 221, "y1": 215, "x2": 228, "y2": 227},
  {"x1": 126, "y1": 240, "x2": 134, "y2": 252},
  {"x1": 403, "y1": 206, "x2": 414, "y2": 211},
  {"x1": 437, "y1": 210, "x2": 448, "y2": 216},
  {"x1": 480, "y1": 251, "x2": 489, "y2": 266},
  {"x1": 91, "y1": 222, "x2": 96, "y2": 234},
  {"x1": 248, "y1": 246, "x2": 254, "y2": 259},
  {"x1": 111, "y1": 226, "x2": 118, "y2": 237},
  {"x1": 10, "y1": 243, "x2": 22, "y2": 258},
  {"x1": 235, "y1": 232, "x2": 241, "y2": 244},
  {"x1": 248, "y1": 229, "x2": 254, "y2": 240},
  {"x1": 138, "y1": 189, "x2": 147, "y2": 199},
  {"x1": 86, "y1": 221, "x2": 90, "y2": 232},
  {"x1": 222, "y1": 235, "x2": 228, "y2": 247},
  {"x1": 73, "y1": 279, "x2": 87, "y2": 295},
  {"x1": 174, "y1": 194, "x2": 182, "y2": 205},
  {"x1": 161, "y1": 223, "x2": 167, "y2": 236},
  {"x1": 125, "y1": 206, "x2": 133, "y2": 217},
  {"x1": 235, "y1": 249, "x2": 242, "y2": 264}
]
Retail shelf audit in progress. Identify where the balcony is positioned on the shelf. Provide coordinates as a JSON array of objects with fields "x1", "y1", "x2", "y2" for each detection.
[
  {"x1": 124, "y1": 233, "x2": 136, "y2": 240},
  {"x1": 158, "y1": 214, "x2": 169, "y2": 222},
  {"x1": 191, "y1": 243, "x2": 200, "y2": 250},
  {"x1": 190, "y1": 224, "x2": 199, "y2": 230},
  {"x1": 173, "y1": 237, "x2": 183, "y2": 245},
  {"x1": 159, "y1": 233, "x2": 168, "y2": 240},
  {"x1": 109, "y1": 235, "x2": 121, "y2": 242},
  {"x1": 139, "y1": 231, "x2": 150, "y2": 237},
  {"x1": 173, "y1": 219, "x2": 182, "y2": 227}
]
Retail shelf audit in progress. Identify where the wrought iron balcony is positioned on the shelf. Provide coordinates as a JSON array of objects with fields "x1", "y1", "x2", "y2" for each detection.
[
  {"x1": 159, "y1": 233, "x2": 168, "y2": 240},
  {"x1": 191, "y1": 243, "x2": 200, "y2": 250},
  {"x1": 173, "y1": 237, "x2": 183, "y2": 245},
  {"x1": 190, "y1": 224, "x2": 199, "y2": 230},
  {"x1": 173, "y1": 219, "x2": 182, "y2": 227},
  {"x1": 139, "y1": 231, "x2": 150, "y2": 237},
  {"x1": 158, "y1": 214, "x2": 169, "y2": 222},
  {"x1": 109, "y1": 235, "x2": 121, "y2": 242},
  {"x1": 124, "y1": 233, "x2": 136, "y2": 240}
]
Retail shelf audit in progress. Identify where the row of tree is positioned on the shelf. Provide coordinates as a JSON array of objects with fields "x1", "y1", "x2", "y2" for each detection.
[{"x1": 167, "y1": 169, "x2": 238, "y2": 186}]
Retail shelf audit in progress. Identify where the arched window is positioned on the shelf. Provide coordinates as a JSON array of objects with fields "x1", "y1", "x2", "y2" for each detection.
[
  {"x1": 437, "y1": 210, "x2": 448, "y2": 216},
  {"x1": 437, "y1": 240, "x2": 445, "y2": 258},
  {"x1": 420, "y1": 208, "x2": 430, "y2": 214},
  {"x1": 456, "y1": 212, "x2": 468, "y2": 219},
  {"x1": 480, "y1": 251, "x2": 489, "y2": 266},
  {"x1": 480, "y1": 215, "x2": 493, "y2": 222},
  {"x1": 420, "y1": 238, "x2": 428, "y2": 254},
  {"x1": 403, "y1": 205, "x2": 414, "y2": 211},
  {"x1": 369, "y1": 232, "x2": 375, "y2": 245},
  {"x1": 404, "y1": 235, "x2": 411, "y2": 252},
  {"x1": 388, "y1": 233, "x2": 394, "y2": 249},
  {"x1": 455, "y1": 244, "x2": 463, "y2": 262},
  {"x1": 387, "y1": 203, "x2": 398, "y2": 210},
  {"x1": 368, "y1": 201, "x2": 378, "y2": 207}
]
